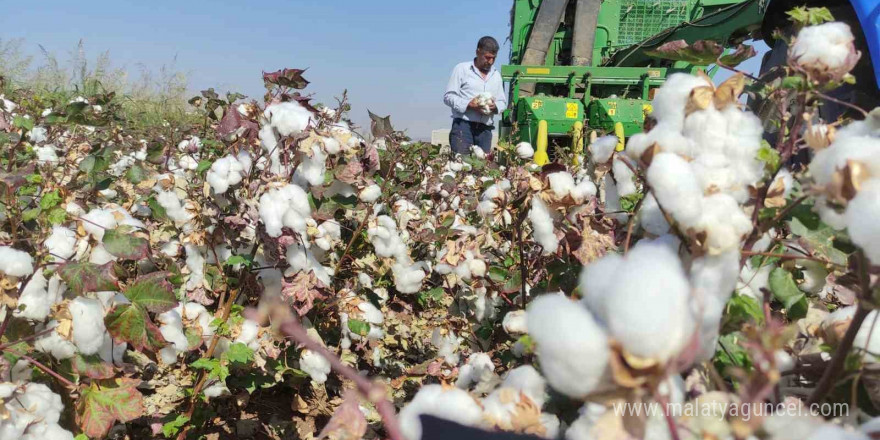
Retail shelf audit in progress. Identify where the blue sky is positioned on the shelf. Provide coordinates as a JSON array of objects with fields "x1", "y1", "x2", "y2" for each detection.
[{"x1": 1, "y1": 0, "x2": 766, "y2": 140}]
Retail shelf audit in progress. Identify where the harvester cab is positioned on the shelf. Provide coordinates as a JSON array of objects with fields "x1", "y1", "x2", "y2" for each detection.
[{"x1": 499, "y1": 0, "x2": 765, "y2": 165}]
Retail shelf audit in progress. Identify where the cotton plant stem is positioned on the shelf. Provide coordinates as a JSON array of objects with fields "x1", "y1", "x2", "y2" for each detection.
[
  {"x1": 279, "y1": 318, "x2": 405, "y2": 440},
  {"x1": 807, "y1": 304, "x2": 870, "y2": 405}
]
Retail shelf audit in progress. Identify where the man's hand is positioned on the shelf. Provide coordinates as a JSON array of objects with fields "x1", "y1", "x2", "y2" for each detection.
[
  {"x1": 488, "y1": 100, "x2": 498, "y2": 114},
  {"x1": 467, "y1": 97, "x2": 481, "y2": 110}
]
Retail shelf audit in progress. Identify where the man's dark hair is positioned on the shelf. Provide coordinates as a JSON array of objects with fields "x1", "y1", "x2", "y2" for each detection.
[{"x1": 477, "y1": 36, "x2": 499, "y2": 54}]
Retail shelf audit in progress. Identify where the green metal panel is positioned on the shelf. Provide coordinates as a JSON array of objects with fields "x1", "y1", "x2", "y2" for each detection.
[{"x1": 587, "y1": 98, "x2": 652, "y2": 136}]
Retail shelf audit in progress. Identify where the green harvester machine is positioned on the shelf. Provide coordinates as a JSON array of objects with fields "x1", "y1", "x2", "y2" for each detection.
[{"x1": 500, "y1": 0, "x2": 767, "y2": 165}]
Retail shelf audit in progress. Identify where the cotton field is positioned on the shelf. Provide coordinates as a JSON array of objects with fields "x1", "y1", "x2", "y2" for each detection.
[{"x1": 0, "y1": 18, "x2": 879, "y2": 440}]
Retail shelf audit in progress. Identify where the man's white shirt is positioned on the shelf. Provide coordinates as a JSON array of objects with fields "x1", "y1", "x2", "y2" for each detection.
[{"x1": 443, "y1": 61, "x2": 508, "y2": 127}]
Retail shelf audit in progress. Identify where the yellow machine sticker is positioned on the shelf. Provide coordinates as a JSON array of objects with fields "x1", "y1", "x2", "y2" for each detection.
[
  {"x1": 607, "y1": 108, "x2": 616, "y2": 116},
  {"x1": 647, "y1": 69, "x2": 661, "y2": 78},
  {"x1": 531, "y1": 99, "x2": 544, "y2": 110},
  {"x1": 643, "y1": 104, "x2": 653, "y2": 115},
  {"x1": 526, "y1": 67, "x2": 551, "y2": 74},
  {"x1": 565, "y1": 103, "x2": 578, "y2": 119}
]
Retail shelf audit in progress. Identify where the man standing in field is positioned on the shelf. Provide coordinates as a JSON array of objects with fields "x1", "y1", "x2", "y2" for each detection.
[{"x1": 443, "y1": 36, "x2": 508, "y2": 156}]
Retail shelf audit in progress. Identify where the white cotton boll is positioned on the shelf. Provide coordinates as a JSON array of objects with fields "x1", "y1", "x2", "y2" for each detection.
[
  {"x1": 502, "y1": 310, "x2": 528, "y2": 335},
  {"x1": 293, "y1": 146, "x2": 327, "y2": 188},
  {"x1": 590, "y1": 135, "x2": 619, "y2": 164},
  {"x1": 285, "y1": 244, "x2": 333, "y2": 286},
  {"x1": 571, "y1": 179, "x2": 597, "y2": 203},
  {"x1": 650, "y1": 73, "x2": 710, "y2": 128},
  {"x1": 154, "y1": 191, "x2": 192, "y2": 224},
  {"x1": 638, "y1": 193, "x2": 670, "y2": 236},
  {"x1": 265, "y1": 101, "x2": 312, "y2": 137},
  {"x1": 526, "y1": 294, "x2": 609, "y2": 398},
  {"x1": 790, "y1": 22, "x2": 859, "y2": 81},
  {"x1": 322, "y1": 136, "x2": 341, "y2": 155},
  {"x1": 359, "y1": 184, "x2": 382, "y2": 203},
  {"x1": 89, "y1": 244, "x2": 116, "y2": 265},
  {"x1": 502, "y1": 365, "x2": 548, "y2": 408},
  {"x1": 690, "y1": 251, "x2": 740, "y2": 361},
  {"x1": 315, "y1": 220, "x2": 342, "y2": 251},
  {"x1": 300, "y1": 349, "x2": 331, "y2": 383},
  {"x1": 846, "y1": 180, "x2": 880, "y2": 263},
  {"x1": 738, "y1": 260, "x2": 773, "y2": 300},
  {"x1": 516, "y1": 142, "x2": 534, "y2": 159},
  {"x1": 698, "y1": 193, "x2": 753, "y2": 254},
  {"x1": 161, "y1": 240, "x2": 180, "y2": 257},
  {"x1": 16, "y1": 273, "x2": 63, "y2": 322},
  {"x1": 547, "y1": 172, "x2": 575, "y2": 199},
  {"x1": 177, "y1": 155, "x2": 199, "y2": 171},
  {"x1": 108, "y1": 154, "x2": 136, "y2": 176},
  {"x1": 185, "y1": 244, "x2": 206, "y2": 291},
  {"x1": 647, "y1": 153, "x2": 703, "y2": 229},
  {"x1": 258, "y1": 124, "x2": 283, "y2": 174},
  {"x1": 203, "y1": 381, "x2": 230, "y2": 399},
  {"x1": 259, "y1": 184, "x2": 313, "y2": 237},
  {"x1": 97, "y1": 333, "x2": 125, "y2": 365},
  {"x1": 34, "y1": 321, "x2": 76, "y2": 360},
  {"x1": 35, "y1": 146, "x2": 59, "y2": 163},
  {"x1": 470, "y1": 145, "x2": 487, "y2": 159},
  {"x1": 16, "y1": 383, "x2": 65, "y2": 423},
  {"x1": 69, "y1": 297, "x2": 107, "y2": 356},
  {"x1": 325, "y1": 180, "x2": 356, "y2": 198},
  {"x1": 392, "y1": 261, "x2": 427, "y2": 294},
  {"x1": 605, "y1": 241, "x2": 695, "y2": 362},
  {"x1": 455, "y1": 352, "x2": 495, "y2": 389},
  {"x1": 43, "y1": 226, "x2": 76, "y2": 261},
  {"x1": 28, "y1": 126, "x2": 48, "y2": 144},
  {"x1": 22, "y1": 423, "x2": 74, "y2": 440},
  {"x1": 399, "y1": 384, "x2": 484, "y2": 440},
  {"x1": 0, "y1": 246, "x2": 34, "y2": 277},
  {"x1": 612, "y1": 156, "x2": 637, "y2": 196},
  {"x1": 528, "y1": 197, "x2": 559, "y2": 255},
  {"x1": 431, "y1": 329, "x2": 462, "y2": 365},
  {"x1": 80, "y1": 208, "x2": 119, "y2": 241},
  {"x1": 603, "y1": 174, "x2": 628, "y2": 223},
  {"x1": 578, "y1": 252, "x2": 624, "y2": 325},
  {"x1": 206, "y1": 155, "x2": 246, "y2": 194},
  {"x1": 235, "y1": 320, "x2": 260, "y2": 349},
  {"x1": 810, "y1": 136, "x2": 880, "y2": 188},
  {"x1": 367, "y1": 215, "x2": 408, "y2": 261}
]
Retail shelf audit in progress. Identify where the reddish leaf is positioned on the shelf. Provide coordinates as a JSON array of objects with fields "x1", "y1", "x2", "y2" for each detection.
[
  {"x1": 263, "y1": 68, "x2": 310, "y2": 89},
  {"x1": 317, "y1": 390, "x2": 367, "y2": 440},
  {"x1": 281, "y1": 272, "x2": 327, "y2": 316},
  {"x1": 104, "y1": 304, "x2": 166, "y2": 352},
  {"x1": 363, "y1": 143, "x2": 380, "y2": 173},
  {"x1": 645, "y1": 40, "x2": 756, "y2": 68},
  {"x1": 77, "y1": 379, "x2": 145, "y2": 438},
  {"x1": 58, "y1": 261, "x2": 120, "y2": 294},
  {"x1": 0, "y1": 164, "x2": 35, "y2": 192},
  {"x1": 334, "y1": 161, "x2": 364, "y2": 184},
  {"x1": 218, "y1": 105, "x2": 259, "y2": 141},
  {"x1": 72, "y1": 354, "x2": 116, "y2": 379}
]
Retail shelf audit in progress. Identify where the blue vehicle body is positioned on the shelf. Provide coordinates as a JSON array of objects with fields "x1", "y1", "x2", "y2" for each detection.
[{"x1": 851, "y1": 0, "x2": 880, "y2": 87}]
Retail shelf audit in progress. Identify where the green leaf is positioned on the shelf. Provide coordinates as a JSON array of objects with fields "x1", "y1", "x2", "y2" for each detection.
[
  {"x1": 58, "y1": 261, "x2": 119, "y2": 294},
  {"x1": 103, "y1": 227, "x2": 150, "y2": 260},
  {"x1": 162, "y1": 415, "x2": 190, "y2": 438},
  {"x1": 47, "y1": 207, "x2": 67, "y2": 225},
  {"x1": 39, "y1": 190, "x2": 62, "y2": 210},
  {"x1": 722, "y1": 293, "x2": 765, "y2": 334},
  {"x1": 417, "y1": 287, "x2": 444, "y2": 307},
  {"x1": 22, "y1": 207, "x2": 41, "y2": 222},
  {"x1": 788, "y1": 209, "x2": 848, "y2": 266},
  {"x1": 192, "y1": 358, "x2": 229, "y2": 381},
  {"x1": 714, "y1": 333, "x2": 752, "y2": 371},
  {"x1": 125, "y1": 164, "x2": 146, "y2": 183},
  {"x1": 780, "y1": 76, "x2": 806, "y2": 90},
  {"x1": 76, "y1": 379, "x2": 145, "y2": 439},
  {"x1": 769, "y1": 268, "x2": 808, "y2": 320},
  {"x1": 515, "y1": 335, "x2": 535, "y2": 355},
  {"x1": 185, "y1": 328, "x2": 203, "y2": 350},
  {"x1": 757, "y1": 142, "x2": 781, "y2": 173},
  {"x1": 786, "y1": 6, "x2": 834, "y2": 26},
  {"x1": 197, "y1": 160, "x2": 212, "y2": 173},
  {"x1": 488, "y1": 267, "x2": 508, "y2": 284},
  {"x1": 123, "y1": 276, "x2": 176, "y2": 313},
  {"x1": 225, "y1": 342, "x2": 255, "y2": 365},
  {"x1": 13, "y1": 115, "x2": 34, "y2": 131},
  {"x1": 75, "y1": 435, "x2": 89, "y2": 440},
  {"x1": 619, "y1": 193, "x2": 644, "y2": 213},
  {"x1": 147, "y1": 196, "x2": 168, "y2": 221},
  {"x1": 79, "y1": 155, "x2": 97, "y2": 173},
  {"x1": 225, "y1": 255, "x2": 254, "y2": 268},
  {"x1": 104, "y1": 304, "x2": 166, "y2": 351},
  {"x1": 347, "y1": 319, "x2": 370, "y2": 337}
]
